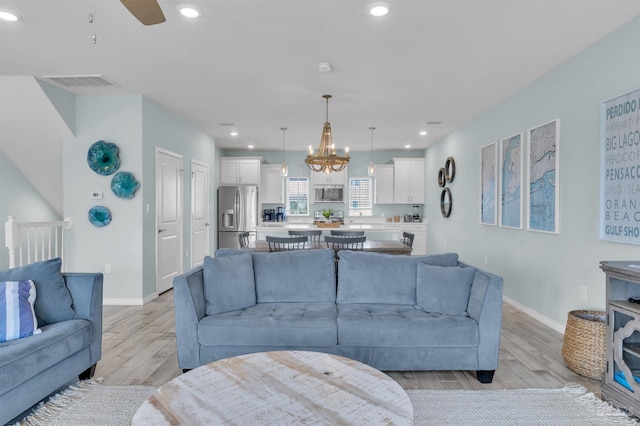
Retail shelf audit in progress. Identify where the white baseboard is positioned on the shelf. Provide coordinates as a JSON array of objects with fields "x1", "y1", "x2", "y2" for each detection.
[
  {"x1": 103, "y1": 292, "x2": 158, "y2": 306},
  {"x1": 503, "y1": 295, "x2": 566, "y2": 335}
]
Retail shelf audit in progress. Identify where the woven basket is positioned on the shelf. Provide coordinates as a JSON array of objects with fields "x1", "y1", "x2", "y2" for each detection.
[{"x1": 561, "y1": 310, "x2": 606, "y2": 380}]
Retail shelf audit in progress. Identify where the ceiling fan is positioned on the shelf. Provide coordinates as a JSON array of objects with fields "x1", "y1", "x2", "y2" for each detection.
[{"x1": 120, "y1": 0, "x2": 166, "y2": 25}]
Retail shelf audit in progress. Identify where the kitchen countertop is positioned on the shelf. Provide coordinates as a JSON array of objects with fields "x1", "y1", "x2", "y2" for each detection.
[{"x1": 256, "y1": 221, "x2": 427, "y2": 231}]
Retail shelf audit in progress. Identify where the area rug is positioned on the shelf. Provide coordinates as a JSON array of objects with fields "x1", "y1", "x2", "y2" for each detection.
[
  {"x1": 15, "y1": 382, "x2": 638, "y2": 425},
  {"x1": 408, "y1": 385, "x2": 639, "y2": 425}
]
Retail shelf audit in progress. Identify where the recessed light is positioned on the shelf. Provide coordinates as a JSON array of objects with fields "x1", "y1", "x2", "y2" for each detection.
[
  {"x1": 318, "y1": 62, "x2": 332, "y2": 73},
  {"x1": 404, "y1": 144, "x2": 411, "y2": 149},
  {"x1": 369, "y1": 4, "x2": 389, "y2": 17},
  {"x1": 0, "y1": 11, "x2": 20, "y2": 22},
  {"x1": 178, "y1": 6, "x2": 200, "y2": 18},
  {"x1": 230, "y1": 132, "x2": 238, "y2": 137},
  {"x1": 419, "y1": 131, "x2": 427, "y2": 136},
  {"x1": 248, "y1": 145, "x2": 254, "y2": 149}
]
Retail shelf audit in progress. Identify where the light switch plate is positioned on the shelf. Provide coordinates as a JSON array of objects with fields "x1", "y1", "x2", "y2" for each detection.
[{"x1": 91, "y1": 191, "x2": 103, "y2": 199}]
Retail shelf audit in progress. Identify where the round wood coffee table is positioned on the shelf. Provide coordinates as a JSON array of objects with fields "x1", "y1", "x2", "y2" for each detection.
[{"x1": 132, "y1": 350, "x2": 413, "y2": 425}]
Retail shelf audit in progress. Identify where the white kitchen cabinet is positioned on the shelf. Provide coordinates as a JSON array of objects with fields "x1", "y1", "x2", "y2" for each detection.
[
  {"x1": 220, "y1": 157, "x2": 261, "y2": 185},
  {"x1": 374, "y1": 164, "x2": 394, "y2": 204},
  {"x1": 260, "y1": 165, "x2": 284, "y2": 204},
  {"x1": 393, "y1": 158, "x2": 425, "y2": 204},
  {"x1": 311, "y1": 167, "x2": 347, "y2": 186}
]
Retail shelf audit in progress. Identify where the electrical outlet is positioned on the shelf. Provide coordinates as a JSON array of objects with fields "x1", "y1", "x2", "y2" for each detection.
[
  {"x1": 580, "y1": 285, "x2": 588, "y2": 300},
  {"x1": 484, "y1": 255, "x2": 489, "y2": 265},
  {"x1": 105, "y1": 264, "x2": 112, "y2": 274}
]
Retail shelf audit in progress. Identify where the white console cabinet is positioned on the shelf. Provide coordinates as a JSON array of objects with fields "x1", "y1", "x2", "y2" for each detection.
[{"x1": 601, "y1": 260, "x2": 640, "y2": 416}]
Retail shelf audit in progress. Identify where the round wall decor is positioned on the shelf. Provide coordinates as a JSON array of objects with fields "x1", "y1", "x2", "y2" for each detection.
[
  {"x1": 445, "y1": 157, "x2": 455, "y2": 182},
  {"x1": 88, "y1": 205, "x2": 112, "y2": 227},
  {"x1": 440, "y1": 188, "x2": 452, "y2": 218},
  {"x1": 87, "y1": 140, "x2": 120, "y2": 176},
  {"x1": 111, "y1": 171, "x2": 140, "y2": 199},
  {"x1": 438, "y1": 168, "x2": 446, "y2": 187}
]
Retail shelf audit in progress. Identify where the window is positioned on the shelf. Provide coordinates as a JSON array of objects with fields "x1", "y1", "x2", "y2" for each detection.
[
  {"x1": 286, "y1": 177, "x2": 309, "y2": 216},
  {"x1": 349, "y1": 177, "x2": 373, "y2": 217}
]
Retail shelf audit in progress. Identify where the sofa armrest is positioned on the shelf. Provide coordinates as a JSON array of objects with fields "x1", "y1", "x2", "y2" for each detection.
[
  {"x1": 173, "y1": 265, "x2": 206, "y2": 370},
  {"x1": 63, "y1": 272, "x2": 103, "y2": 366},
  {"x1": 463, "y1": 264, "x2": 503, "y2": 371}
]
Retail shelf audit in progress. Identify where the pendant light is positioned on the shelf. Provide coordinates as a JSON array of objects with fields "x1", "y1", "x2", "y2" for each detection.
[
  {"x1": 368, "y1": 127, "x2": 376, "y2": 176},
  {"x1": 280, "y1": 127, "x2": 288, "y2": 177},
  {"x1": 305, "y1": 95, "x2": 350, "y2": 173}
]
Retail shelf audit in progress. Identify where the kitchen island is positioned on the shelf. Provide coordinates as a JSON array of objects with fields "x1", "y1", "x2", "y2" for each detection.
[{"x1": 255, "y1": 220, "x2": 427, "y2": 255}]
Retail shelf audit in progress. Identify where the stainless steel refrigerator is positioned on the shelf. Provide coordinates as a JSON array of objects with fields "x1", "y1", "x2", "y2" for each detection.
[{"x1": 218, "y1": 185, "x2": 259, "y2": 249}]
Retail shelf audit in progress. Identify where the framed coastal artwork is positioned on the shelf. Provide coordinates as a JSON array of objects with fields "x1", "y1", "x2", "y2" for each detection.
[
  {"x1": 527, "y1": 119, "x2": 560, "y2": 233},
  {"x1": 480, "y1": 142, "x2": 498, "y2": 226},
  {"x1": 600, "y1": 88, "x2": 640, "y2": 244},
  {"x1": 499, "y1": 133, "x2": 524, "y2": 229}
]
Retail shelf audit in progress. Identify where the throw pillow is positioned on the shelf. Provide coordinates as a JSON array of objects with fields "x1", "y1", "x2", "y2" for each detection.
[
  {"x1": 416, "y1": 263, "x2": 476, "y2": 315},
  {"x1": 0, "y1": 258, "x2": 75, "y2": 326},
  {"x1": 0, "y1": 280, "x2": 42, "y2": 342},
  {"x1": 203, "y1": 253, "x2": 256, "y2": 315}
]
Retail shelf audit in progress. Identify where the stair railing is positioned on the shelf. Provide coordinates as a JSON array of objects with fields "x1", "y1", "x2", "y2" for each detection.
[{"x1": 5, "y1": 215, "x2": 72, "y2": 270}]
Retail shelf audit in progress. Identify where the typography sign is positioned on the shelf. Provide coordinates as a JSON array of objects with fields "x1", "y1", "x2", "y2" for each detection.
[{"x1": 601, "y1": 88, "x2": 640, "y2": 244}]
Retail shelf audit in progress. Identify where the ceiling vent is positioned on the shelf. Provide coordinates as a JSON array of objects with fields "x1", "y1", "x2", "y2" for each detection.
[{"x1": 40, "y1": 74, "x2": 118, "y2": 88}]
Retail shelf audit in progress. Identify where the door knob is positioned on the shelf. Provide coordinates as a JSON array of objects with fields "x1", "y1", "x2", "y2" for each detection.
[{"x1": 158, "y1": 228, "x2": 167, "y2": 233}]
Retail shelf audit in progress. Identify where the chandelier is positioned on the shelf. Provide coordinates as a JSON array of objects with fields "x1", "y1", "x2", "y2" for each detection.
[{"x1": 305, "y1": 95, "x2": 349, "y2": 173}]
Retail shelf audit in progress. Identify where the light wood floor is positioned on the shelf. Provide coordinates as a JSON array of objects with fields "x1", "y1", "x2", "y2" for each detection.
[{"x1": 96, "y1": 290, "x2": 602, "y2": 395}]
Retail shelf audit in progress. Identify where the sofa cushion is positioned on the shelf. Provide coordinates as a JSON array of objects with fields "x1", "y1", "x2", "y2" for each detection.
[
  {"x1": 203, "y1": 254, "x2": 256, "y2": 315},
  {"x1": 198, "y1": 302, "x2": 337, "y2": 346},
  {"x1": 337, "y1": 304, "x2": 478, "y2": 347},
  {"x1": 0, "y1": 319, "x2": 92, "y2": 394},
  {"x1": 252, "y1": 249, "x2": 336, "y2": 303},
  {"x1": 0, "y1": 258, "x2": 76, "y2": 326},
  {"x1": 0, "y1": 280, "x2": 41, "y2": 342},
  {"x1": 336, "y1": 251, "x2": 460, "y2": 305},
  {"x1": 416, "y1": 264, "x2": 476, "y2": 315}
]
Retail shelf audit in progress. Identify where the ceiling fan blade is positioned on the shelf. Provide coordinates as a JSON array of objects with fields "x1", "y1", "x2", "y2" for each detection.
[{"x1": 120, "y1": 0, "x2": 166, "y2": 25}]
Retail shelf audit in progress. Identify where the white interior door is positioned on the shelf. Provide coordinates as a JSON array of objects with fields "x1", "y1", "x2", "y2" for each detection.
[
  {"x1": 156, "y1": 149, "x2": 183, "y2": 294},
  {"x1": 191, "y1": 160, "x2": 210, "y2": 268}
]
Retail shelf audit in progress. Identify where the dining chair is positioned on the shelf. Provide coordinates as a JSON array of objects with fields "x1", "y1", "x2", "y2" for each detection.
[
  {"x1": 288, "y1": 230, "x2": 322, "y2": 242},
  {"x1": 401, "y1": 232, "x2": 415, "y2": 248},
  {"x1": 238, "y1": 231, "x2": 252, "y2": 248},
  {"x1": 266, "y1": 235, "x2": 307, "y2": 252},
  {"x1": 330, "y1": 230, "x2": 365, "y2": 237},
  {"x1": 325, "y1": 235, "x2": 366, "y2": 251}
]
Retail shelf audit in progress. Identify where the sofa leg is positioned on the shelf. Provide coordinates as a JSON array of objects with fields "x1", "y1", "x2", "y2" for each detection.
[
  {"x1": 476, "y1": 370, "x2": 495, "y2": 383},
  {"x1": 79, "y1": 364, "x2": 97, "y2": 380},
  {"x1": 182, "y1": 369, "x2": 192, "y2": 374}
]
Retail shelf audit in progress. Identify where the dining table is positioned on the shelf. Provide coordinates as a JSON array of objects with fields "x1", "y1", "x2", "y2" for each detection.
[{"x1": 244, "y1": 239, "x2": 412, "y2": 255}]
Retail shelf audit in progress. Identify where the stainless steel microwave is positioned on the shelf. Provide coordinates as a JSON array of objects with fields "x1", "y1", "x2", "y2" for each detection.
[{"x1": 314, "y1": 185, "x2": 344, "y2": 202}]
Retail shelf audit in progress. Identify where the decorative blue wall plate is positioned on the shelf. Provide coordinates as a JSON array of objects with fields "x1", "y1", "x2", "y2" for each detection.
[
  {"x1": 88, "y1": 205, "x2": 112, "y2": 227},
  {"x1": 87, "y1": 140, "x2": 120, "y2": 175},
  {"x1": 111, "y1": 171, "x2": 140, "y2": 199}
]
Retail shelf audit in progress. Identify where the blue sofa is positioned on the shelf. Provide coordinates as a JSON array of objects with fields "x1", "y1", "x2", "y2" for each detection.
[
  {"x1": 173, "y1": 249, "x2": 502, "y2": 383},
  {"x1": 0, "y1": 261, "x2": 103, "y2": 424}
]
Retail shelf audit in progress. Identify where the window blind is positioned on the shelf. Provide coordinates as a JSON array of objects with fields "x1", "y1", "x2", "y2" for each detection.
[
  {"x1": 286, "y1": 177, "x2": 309, "y2": 215},
  {"x1": 349, "y1": 178, "x2": 373, "y2": 216}
]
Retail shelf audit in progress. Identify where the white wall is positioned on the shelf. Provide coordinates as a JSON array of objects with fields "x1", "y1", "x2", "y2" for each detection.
[
  {"x1": 64, "y1": 94, "x2": 216, "y2": 303},
  {"x1": 425, "y1": 16, "x2": 640, "y2": 332},
  {"x1": 0, "y1": 151, "x2": 61, "y2": 270},
  {"x1": 141, "y1": 97, "x2": 216, "y2": 298},
  {"x1": 64, "y1": 94, "x2": 145, "y2": 301}
]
